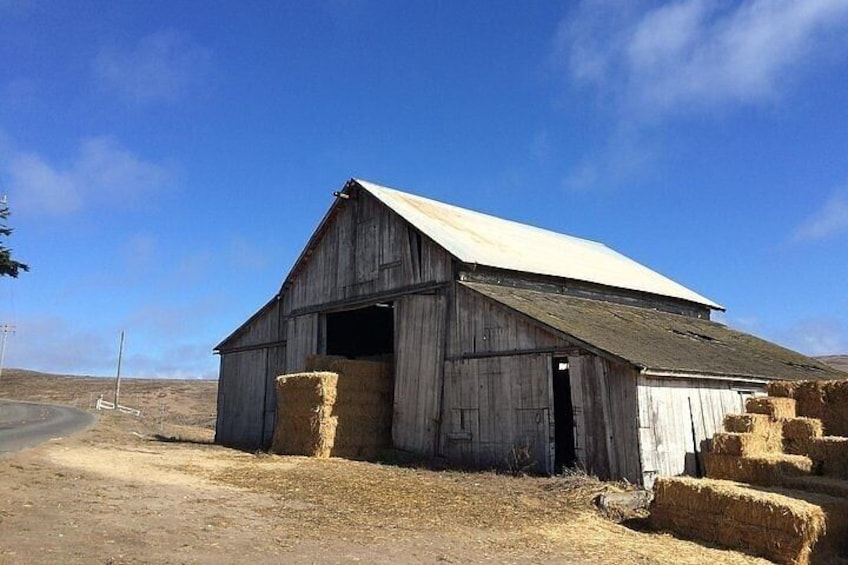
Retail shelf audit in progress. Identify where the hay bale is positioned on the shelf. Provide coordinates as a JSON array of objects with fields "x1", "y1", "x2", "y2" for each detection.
[
  {"x1": 303, "y1": 355, "x2": 394, "y2": 460},
  {"x1": 712, "y1": 432, "x2": 770, "y2": 456},
  {"x1": 650, "y1": 476, "x2": 848, "y2": 565},
  {"x1": 704, "y1": 453, "x2": 813, "y2": 486},
  {"x1": 768, "y1": 381, "x2": 799, "y2": 399},
  {"x1": 724, "y1": 413, "x2": 773, "y2": 434},
  {"x1": 808, "y1": 437, "x2": 848, "y2": 479},
  {"x1": 746, "y1": 396, "x2": 796, "y2": 420},
  {"x1": 820, "y1": 381, "x2": 848, "y2": 436},
  {"x1": 783, "y1": 418, "x2": 824, "y2": 455},
  {"x1": 306, "y1": 355, "x2": 394, "y2": 393},
  {"x1": 271, "y1": 372, "x2": 339, "y2": 458},
  {"x1": 771, "y1": 380, "x2": 848, "y2": 436},
  {"x1": 783, "y1": 476, "x2": 848, "y2": 499}
]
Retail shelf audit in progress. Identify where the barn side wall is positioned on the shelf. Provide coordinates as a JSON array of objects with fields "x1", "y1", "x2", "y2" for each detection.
[
  {"x1": 216, "y1": 298, "x2": 284, "y2": 449},
  {"x1": 636, "y1": 374, "x2": 765, "y2": 488}
]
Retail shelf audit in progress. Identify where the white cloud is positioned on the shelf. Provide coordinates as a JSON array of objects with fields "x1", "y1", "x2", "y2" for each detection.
[
  {"x1": 6, "y1": 136, "x2": 173, "y2": 216},
  {"x1": 793, "y1": 189, "x2": 848, "y2": 241},
  {"x1": 557, "y1": 0, "x2": 848, "y2": 120},
  {"x1": 92, "y1": 29, "x2": 212, "y2": 105}
]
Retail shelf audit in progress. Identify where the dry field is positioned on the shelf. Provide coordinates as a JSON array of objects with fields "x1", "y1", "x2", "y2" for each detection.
[
  {"x1": 818, "y1": 355, "x2": 848, "y2": 373},
  {"x1": 0, "y1": 369, "x2": 775, "y2": 564}
]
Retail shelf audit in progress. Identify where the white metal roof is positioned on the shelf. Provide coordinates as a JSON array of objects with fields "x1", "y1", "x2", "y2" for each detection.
[{"x1": 356, "y1": 179, "x2": 723, "y2": 310}]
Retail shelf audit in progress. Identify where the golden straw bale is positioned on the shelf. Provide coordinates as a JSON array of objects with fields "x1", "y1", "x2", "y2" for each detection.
[
  {"x1": 724, "y1": 413, "x2": 772, "y2": 434},
  {"x1": 784, "y1": 418, "x2": 824, "y2": 440},
  {"x1": 277, "y1": 372, "x2": 338, "y2": 407},
  {"x1": 768, "y1": 380, "x2": 848, "y2": 436},
  {"x1": 306, "y1": 355, "x2": 394, "y2": 394},
  {"x1": 722, "y1": 414, "x2": 783, "y2": 451},
  {"x1": 768, "y1": 381, "x2": 799, "y2": 399},
  {"x1": 712, "y1": 433, "x2": 769, "y2": 456},
  {"x1": 746, "y1": 396, "x2": 796, "y2": 420},
  {"x1": 272, "y1": 372, "x2": 340, "y2": 457},
  {"x1": 783, "y1": 476, "x2": 848, "y2": 499},
  {"x1": 783, "y1": 418, "x2": 824, "y2": 455},
  {"x1": 303, "y1": 355, "x2": 394, "y2": 460},
  {"x1": 808, "y1": 437, "x2": 848, "y2": 479},
  {"x1": 704, "y1": 453, "x2": 813, "y2": 486},
  {"x1": 819, "y1": 380, "x2": 848, "y2": 437},
  {"x1": 650, "y1": 476, "x2": 845, "y2": 565},
  {"x1": 793, "y1": 382, "x2": 828, "y2": 422}
]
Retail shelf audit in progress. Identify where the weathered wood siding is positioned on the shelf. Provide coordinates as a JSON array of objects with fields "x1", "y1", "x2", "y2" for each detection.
[
  {"x1": 393, "y1": 293, "x2": 447, "y2": 455},
  {"x1": 219, "y1": 298, "x2": 281, "y2": 350},
  {"x1": 636, "y1": 375, "x2": 764, "y2": 488},
  {"x1": 216, "y1": 300, "x2": 283, "y2": 448},
  {"x1": 447, "y1": 284, "x2": 569, "y2": 357},
  {"x1": 441, "y1": 286, "x2": 575, "y2": 473},
  {"x1": 216, "y1": 349, "x2": 268, "y2": 447},
  {"x1": 282, "y1": 190, "x2": 452, "y2": 315},
  {"x1": 569, "y1": 356, "x2": 641, "y2": 482},
  {"x1": 262, "y1": 345, "x2": 287, "y2": 446},
  {"x1": 443, "y1": 354, "x2": 552, "y2": 473},
  {"x1": 285, "y1": 313, "x2": 318, "y2": 373}
]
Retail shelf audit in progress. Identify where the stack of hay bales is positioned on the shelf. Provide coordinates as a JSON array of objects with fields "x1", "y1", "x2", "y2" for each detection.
[
  {"x1": 270, "y1": 355, "x2": 393, "y2": 460},
  {"x1": 769, "y1": 380, "x2": 848, "y2": 482},
  {"x1": 271, "y1": 372, "x2": 339, "y2": 457},
  {"x1": 306, "y1": 355, "x2": 394, "y2": 459},
  {"x1": 769, "y1": 380, "x2": 848, "y2": 437},
  {"x1": 651, "y1": 476, "x2": 848, "y2": 565},
  {"x1": 704, "y1": 396, "x2": 815, "y2": 486},
  {"x1": 651, "y1": 381, "x2": 848, "y2": 564}
]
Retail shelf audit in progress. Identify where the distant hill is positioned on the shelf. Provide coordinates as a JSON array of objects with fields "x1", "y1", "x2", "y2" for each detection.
[{"x1": 817, "y1": 355, "x2": 848, "y2": 373}]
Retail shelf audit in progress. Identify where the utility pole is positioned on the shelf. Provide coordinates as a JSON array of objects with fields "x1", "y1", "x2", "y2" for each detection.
[
  {"x1": 114, "y1": 331, "x2": 124, "y2": 408},
  {"x1": 0, "y1": 323, "x2": 15, "y2": 382}
]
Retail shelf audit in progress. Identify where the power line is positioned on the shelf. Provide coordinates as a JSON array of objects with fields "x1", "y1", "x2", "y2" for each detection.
[{"x1": 0, "y1": 323, "x2": 16, "y2": 381}]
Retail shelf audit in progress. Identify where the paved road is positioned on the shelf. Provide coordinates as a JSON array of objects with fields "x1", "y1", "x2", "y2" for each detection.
[{"x1": 0, "y1": 399, "x2": 94, "y2": 455}]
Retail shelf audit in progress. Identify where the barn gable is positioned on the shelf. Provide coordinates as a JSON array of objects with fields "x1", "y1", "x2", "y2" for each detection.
[{"x1": 279, "y1": 180, "x2": 453, "y2": 316}]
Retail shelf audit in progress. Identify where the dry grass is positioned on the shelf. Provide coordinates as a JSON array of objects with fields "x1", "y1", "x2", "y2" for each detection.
[
  {"x1": 208, "y1": 455, "x2": 770, "y2": 563},
  {"x1": 0, "y1": 368, "x2": 217, "y2": 442},
  {"x1": 0, "y1": 368, "x2": 776, "y2": 564},
  {"x1": 817, "y1": 355, "x2": 848, "y2": 373}
]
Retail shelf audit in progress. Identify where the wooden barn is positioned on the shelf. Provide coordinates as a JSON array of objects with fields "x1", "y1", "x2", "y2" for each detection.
[{"x1": 215, "y1": 179, "x2": 843, "y2": 487}]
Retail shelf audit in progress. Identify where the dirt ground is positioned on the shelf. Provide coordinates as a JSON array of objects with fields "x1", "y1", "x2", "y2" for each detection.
[{"x1": 0, "y1": 369, "x2": 774, "y2": 565}]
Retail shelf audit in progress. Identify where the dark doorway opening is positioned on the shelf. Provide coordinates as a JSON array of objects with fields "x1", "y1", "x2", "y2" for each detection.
[
  {"x1": 553, "y1": 357, "x2": 576, "y2": 472},
  {"x1": 325, "y1": 303, "x2": 394, "y2": 359}
]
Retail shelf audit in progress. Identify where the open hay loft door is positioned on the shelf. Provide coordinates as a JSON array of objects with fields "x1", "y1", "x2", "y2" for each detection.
[{"x1": 324, "y1": 303, "x2": 394, "y2": 360}]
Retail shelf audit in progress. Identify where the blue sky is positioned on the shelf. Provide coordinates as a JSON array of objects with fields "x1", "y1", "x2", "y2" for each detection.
[{"x1": 1, "y1": 1, "x2": 847, "y2": 379}]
